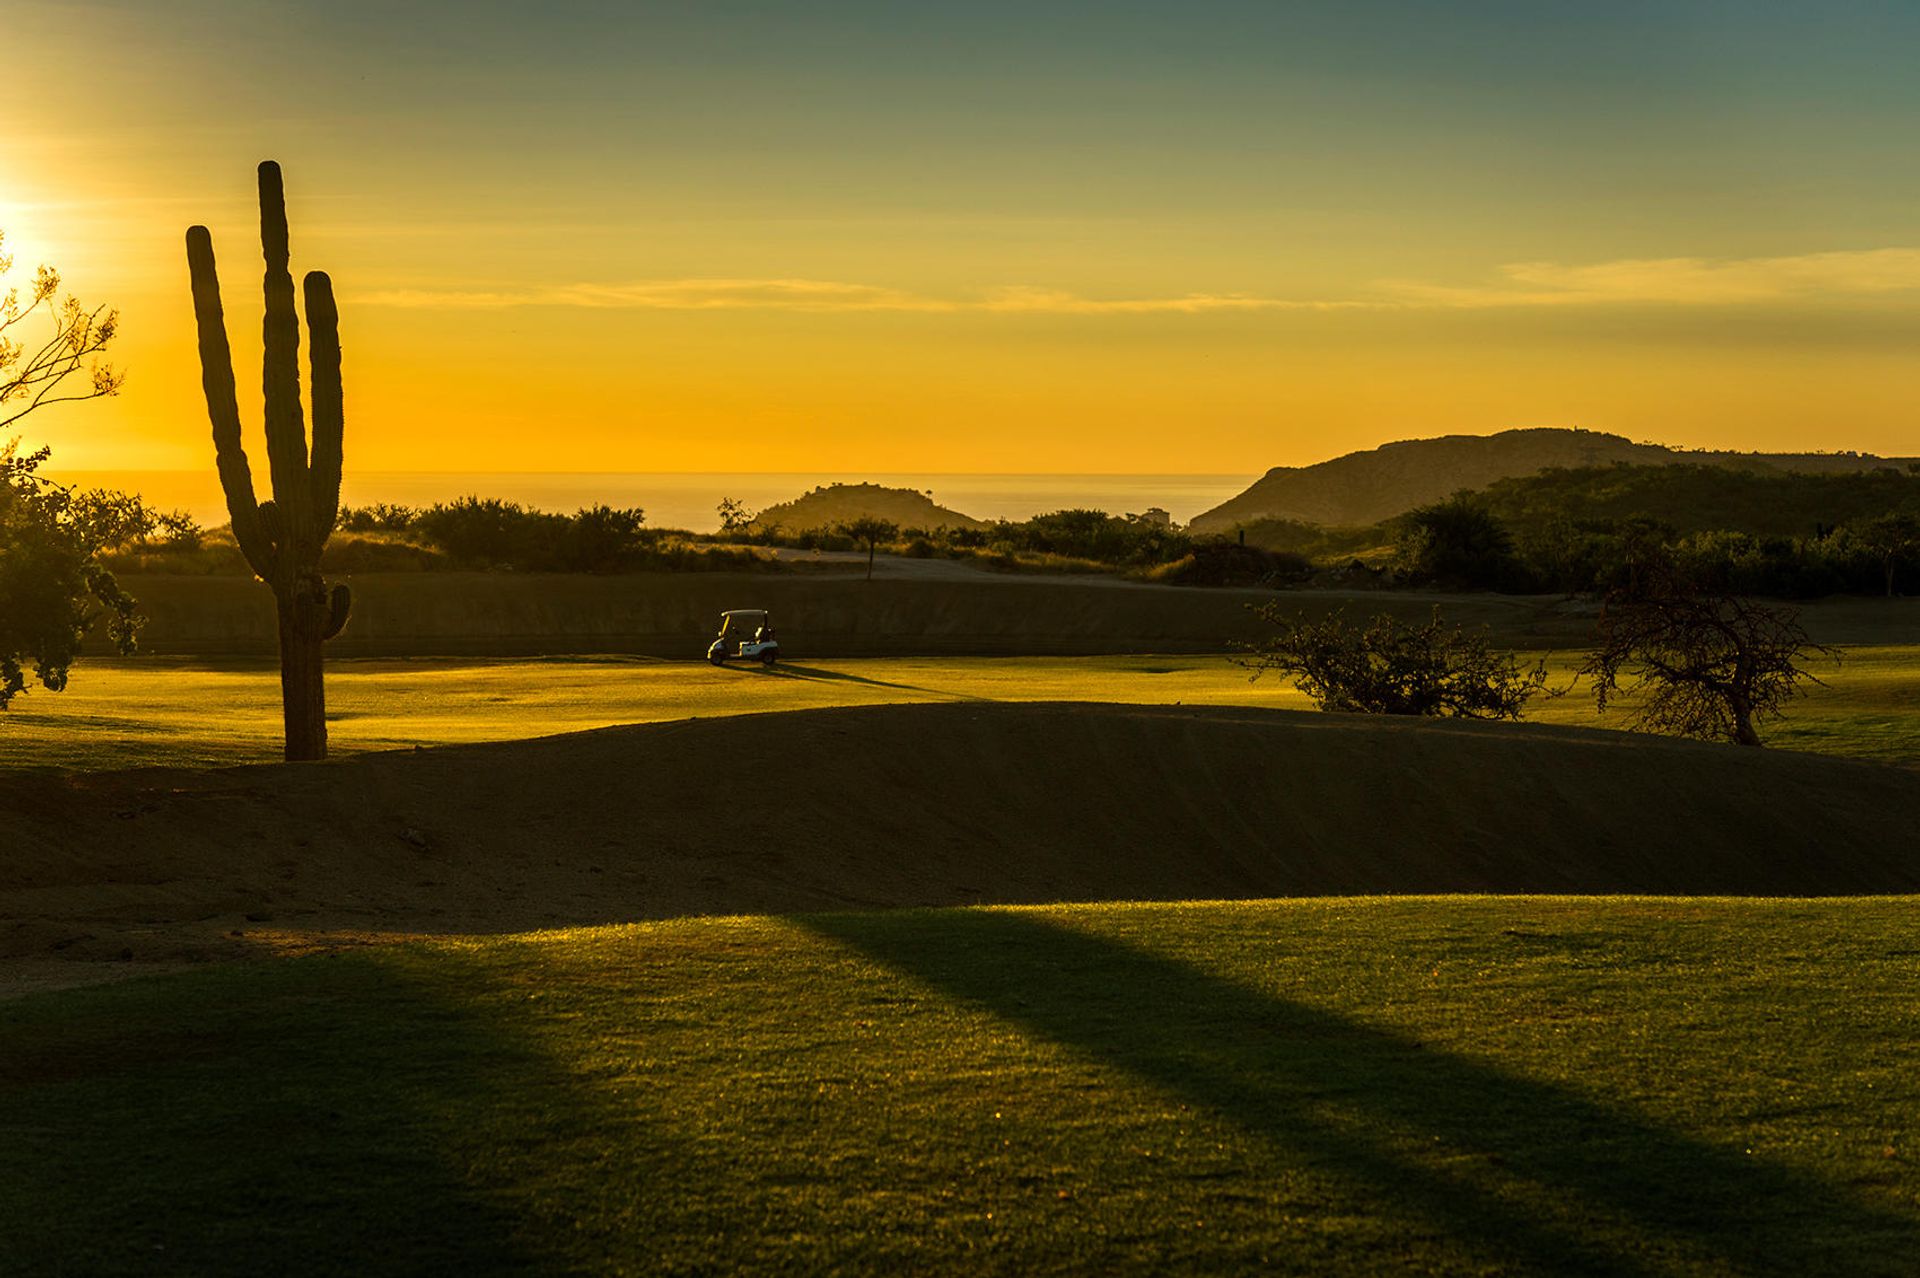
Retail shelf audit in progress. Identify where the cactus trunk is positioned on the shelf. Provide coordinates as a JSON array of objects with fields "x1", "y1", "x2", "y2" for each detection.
[
  {"x1": 187, "y1": 162, "x2": 350, "y2": 761},
  {"x1": 277, "y1": 596, "x2": 329, "y2": 761}
]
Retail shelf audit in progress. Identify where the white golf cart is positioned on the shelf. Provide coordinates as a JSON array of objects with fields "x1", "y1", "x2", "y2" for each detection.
[{"x1": 708, "y1": 609, "x2": 780, "y2": 665}]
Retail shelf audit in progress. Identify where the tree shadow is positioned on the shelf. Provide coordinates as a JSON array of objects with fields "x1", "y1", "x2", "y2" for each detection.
[
  {"x1": 0, "y1": 948, "x2": 571, "y2": 1274},
  {"x1": 800, "y1": 908, "x2": 1917, "y2": 1275}
]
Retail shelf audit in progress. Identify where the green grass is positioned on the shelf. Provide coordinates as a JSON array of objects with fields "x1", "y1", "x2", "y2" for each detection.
[
  {"x1": 4, "y1": 898, "x2": 1917, "y2": 1274},
  {"x1": 5, "y1": 646, "x2": 1919, "y2": 773}
]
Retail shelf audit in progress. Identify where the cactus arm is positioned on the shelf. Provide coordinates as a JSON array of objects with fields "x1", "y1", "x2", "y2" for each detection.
[
  {"x1": 185, "y1": 225, "x2": 275, "y2": 578},
  {"x1": 257, "y1": 161, "x2": 313, "y2": 570},
  {"x1": 322, "y1": 583, "x2": 352, "y2": 641},
  {"x1": 305, "y1": 271, "x2": 344, "y2": 539}
]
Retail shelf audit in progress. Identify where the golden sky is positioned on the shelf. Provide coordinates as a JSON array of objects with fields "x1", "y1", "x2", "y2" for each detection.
[{"x1": 5, "y1": 1, "x2": 1918, "y2": 472}]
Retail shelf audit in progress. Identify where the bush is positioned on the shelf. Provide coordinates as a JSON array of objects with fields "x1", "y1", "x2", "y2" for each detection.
[
  {"x1": 993, "y1": 508, "x2": 1192, "y2": 566},
  {"x1": 1395, "y1": 496, "x2": 1531, "y2": 591},
  {"x1": 1237, "y1": 605, "x2": 1546, "y2": 719},
  {"x1": 1145, "y1": 542, "x2": 1310, "y2": 587},
  {"x1": 338, "y1": 503, "x2": 419, "y2": 532}
]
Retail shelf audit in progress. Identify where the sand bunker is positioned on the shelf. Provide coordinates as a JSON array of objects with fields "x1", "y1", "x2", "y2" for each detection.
[{"x1": 4, "y1": 702, "x2": 1917, "y2": 994}]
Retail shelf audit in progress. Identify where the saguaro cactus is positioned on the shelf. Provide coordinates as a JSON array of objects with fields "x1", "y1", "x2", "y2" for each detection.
[{"x1": 186, "y1": 161, "x2": 350, "y2": 761}]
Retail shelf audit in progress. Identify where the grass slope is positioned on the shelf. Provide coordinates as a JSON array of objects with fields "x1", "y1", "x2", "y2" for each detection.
[
  {"x1": 5, "y1": 646, "x2": 1918, "y2": 774},
  {"x1": 5, "y1": 702, "x2": 1918, "y2": 976},
  {"x1": 4, "y1": 898, "x2": 1918, "y2": 1275}
]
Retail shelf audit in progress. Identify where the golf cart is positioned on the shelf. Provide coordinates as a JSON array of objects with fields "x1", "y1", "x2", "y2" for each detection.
[{"x1": 708, "y1": 609, "x2": 780, "y2": 665}]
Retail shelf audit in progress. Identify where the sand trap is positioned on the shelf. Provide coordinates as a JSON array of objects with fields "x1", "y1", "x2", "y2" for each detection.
[{"x1": 4, "y1": 702, "x2": 1917, "y2": 994}]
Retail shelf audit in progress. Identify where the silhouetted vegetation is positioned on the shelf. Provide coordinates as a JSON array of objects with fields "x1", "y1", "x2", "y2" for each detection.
[
  {"x1": 836, "y1": 516, "x2": 900, "y2": 580},
  {"x1": 1238, "y1": 605, "x2": 1546, "y2": 719},
  {"x1": 0, "y1": 227, "x2": 133, "y2": 708},
  {"x1": 333, "y1": 498, "x2": 776, "y2": 574},
  {"x1": 1582, "y1": 568, "x2": 1835, "y2": 747},
  {"x1": 1476, "y1": 463, "x2": 1920, "y2": 539},
  {"x1": 188, "y1": 161, "x2": 351, "y2": 761},
  {"x1": 0, "y1": 445, "x2": 143, "y2": 708},
  {"x1": 1235, "y1": 463, "x2": 1920, "y2": 598},
  {"x1": 1393, "y1": 495, "x2": 1529, "y2": 591}
]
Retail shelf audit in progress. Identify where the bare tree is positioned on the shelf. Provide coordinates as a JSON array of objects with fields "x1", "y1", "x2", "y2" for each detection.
[
  {"x1": 1581, "y1": 571, "x2": 1834, "y2": 747},
  {"x1": 0, "y1": 233, "x2": 122, "y2": 429}
]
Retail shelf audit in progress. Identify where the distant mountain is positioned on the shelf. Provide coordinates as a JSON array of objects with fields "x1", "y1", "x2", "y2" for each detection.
[
  {"x1": 1189, "y1": 428, "x2": 1919, "y2": 531},
  {"x1": 749, "y1": 482, "x2": 988, "y2": 533}
]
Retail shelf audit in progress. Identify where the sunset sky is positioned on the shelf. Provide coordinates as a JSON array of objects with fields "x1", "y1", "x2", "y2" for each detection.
[{"x1": 5, "y1": 0, "x2": 1918, "y2": 472}]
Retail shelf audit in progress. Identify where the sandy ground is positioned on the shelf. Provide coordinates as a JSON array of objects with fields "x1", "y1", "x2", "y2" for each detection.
[{"x1": 6, "y1": 701, "x2": 1919, "y2": 998}]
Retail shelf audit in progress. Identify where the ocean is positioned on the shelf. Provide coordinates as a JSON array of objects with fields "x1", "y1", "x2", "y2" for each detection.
[{"x1": 45, "y1": 471, "x2": 1259, "y2": 533}]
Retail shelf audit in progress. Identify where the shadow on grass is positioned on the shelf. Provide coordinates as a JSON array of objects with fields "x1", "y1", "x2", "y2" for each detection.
[
  {"x1": 801, "y1": 908, "x2": 1916, "y2": 1275},
  {"x1": 0, "y1": 949, "x2": 561, "y2": 1275},
  {"x1": 729, "y1": 661, "x2": 988, "y2": 699}
]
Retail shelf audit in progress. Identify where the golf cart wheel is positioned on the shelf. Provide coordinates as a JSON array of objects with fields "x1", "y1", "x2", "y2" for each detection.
[
  {"x1": 759, "y1": 649, "x2": 778, "y2": 665},
  {"x1": 709, "y1": 654, "x2": 726, "y2": 666}
]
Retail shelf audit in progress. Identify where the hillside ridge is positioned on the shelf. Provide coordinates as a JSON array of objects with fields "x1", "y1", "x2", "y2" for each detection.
[
  {"x1": 1192, "y1": 428, "x2": 1920, "y2": 531},
  {"x1": 750, "y1": 482, "x2": 988, "y2": 533}
]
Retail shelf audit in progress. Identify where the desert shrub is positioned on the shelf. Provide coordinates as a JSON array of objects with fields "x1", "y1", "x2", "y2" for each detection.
[
  {"x1": 1237, "y1": 605, "x2": 1545, "y2": 719},
  {"x1": 319, "y1": 535, "x2": 449, "y2": 574},
  {"x1": 1145, "y1": 542, "x2": 1311, "y2": 587},
  {"x1": 150, "y1": 509, "x2": 204, "y2": 551},
  {"x1": 409, "y1": 499, "x2": 646, "y2": 571},
  {"x1": 547, "y1": 505, "x2": 647, "y2": 573},
  {"x1": 414, "y1": 497, "x2": 545, "y2": 566},
  {"x1": 1394, "y1": 496, "x2": 1531, "y2": 591},
  {"x1": 338, "y1": 503, "x2": 419, "y2": 532},
  {"x1": 992, "y1": 509, "x2": 1192, "y2": 566}
]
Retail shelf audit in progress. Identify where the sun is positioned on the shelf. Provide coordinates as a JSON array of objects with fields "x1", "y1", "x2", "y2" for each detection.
[{"x1": 0, "y1": 192, "x2": 45, "y2": 282}]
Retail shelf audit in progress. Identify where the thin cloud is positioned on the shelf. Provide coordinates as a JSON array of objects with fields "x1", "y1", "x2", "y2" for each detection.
[
  {"x1": 353, "y1": 248, "x2": 1920, "y2": 316},
  {"x1": 355, "y1": 278, "x2": 1377, "y2": 314},
  {"x1": 1385, "y1": 248, "x2": 1920, "y2": 308}
]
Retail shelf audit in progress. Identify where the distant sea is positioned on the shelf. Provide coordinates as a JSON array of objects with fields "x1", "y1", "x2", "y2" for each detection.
[{"x1": 45, "y1": 471, "x2": 1259, "y2": 533}]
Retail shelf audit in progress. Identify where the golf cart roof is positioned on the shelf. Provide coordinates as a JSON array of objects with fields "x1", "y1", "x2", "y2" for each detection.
[{"x1": 720, "y1": 609, "x2": 768, "y2": 617}]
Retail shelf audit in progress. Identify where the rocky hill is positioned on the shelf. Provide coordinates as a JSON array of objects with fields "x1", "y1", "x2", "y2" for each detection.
[
  {"x1": 1190, "y1": 428, "x2": 1918, "y2": 531},
  {"x1": 749, "y1": 482, "x2": 987, "y2": 534}
]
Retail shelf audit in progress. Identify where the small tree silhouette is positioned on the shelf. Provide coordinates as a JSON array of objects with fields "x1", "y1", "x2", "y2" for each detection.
[
  {"x1": 838, "y1": 516, "x2": 899, "y2": 580},
  {"x1": 1580, "y1": 568, "x2": 1833, "y2": 747},
  {"x1": 1852, "y1": 514, "x2": 1920, "y2": 597}
]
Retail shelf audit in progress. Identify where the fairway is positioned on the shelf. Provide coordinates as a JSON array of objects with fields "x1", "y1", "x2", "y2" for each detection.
[
  {"x1": 5, "y1": 645, "x2": 1919, "y2": 773},
  {"x1": 5, "y1": 898, "x2": 1917, "y2": 1276}
]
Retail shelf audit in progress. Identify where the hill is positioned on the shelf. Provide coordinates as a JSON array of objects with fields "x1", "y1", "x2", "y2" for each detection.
[
  {"x1": 1191, "y1": 428, "x2": 1919, "y2": 531},
  {"x1": 6, "y1": 701, "x2": 1917, "y2": 984},
  {"x1": 750, "y1": 482, "x2": 987, "y2": 534}
]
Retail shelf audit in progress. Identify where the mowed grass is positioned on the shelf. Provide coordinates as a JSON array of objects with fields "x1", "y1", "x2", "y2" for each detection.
[
  {"x1": 4, "y1": 646, "x2": 1918, "y2": 772},
  {"x1": 4, "y1": 898, "x2": 1918, "y2": 1275}
]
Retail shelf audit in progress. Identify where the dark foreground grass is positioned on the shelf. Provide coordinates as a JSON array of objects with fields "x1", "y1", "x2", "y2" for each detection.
[{"x1": 4, "y1": 898, "x2": 1918, "y2": 1275}]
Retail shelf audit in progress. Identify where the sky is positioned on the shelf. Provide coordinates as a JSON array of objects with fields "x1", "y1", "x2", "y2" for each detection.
[{"x1": 3, "y1": 0, "x2": 1918, "y2": 473}]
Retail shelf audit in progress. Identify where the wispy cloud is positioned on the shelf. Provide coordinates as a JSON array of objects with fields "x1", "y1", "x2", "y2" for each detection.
[
  {"x1": 354, "y1": 278, "x2": 1373, "y2": 315},
  {"x1": 353, "y1": 248, "x2": 1920, "y2": 316},
  {"x1": 1386, "y1": 248, "x2": 1920, "y2": 308}
]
